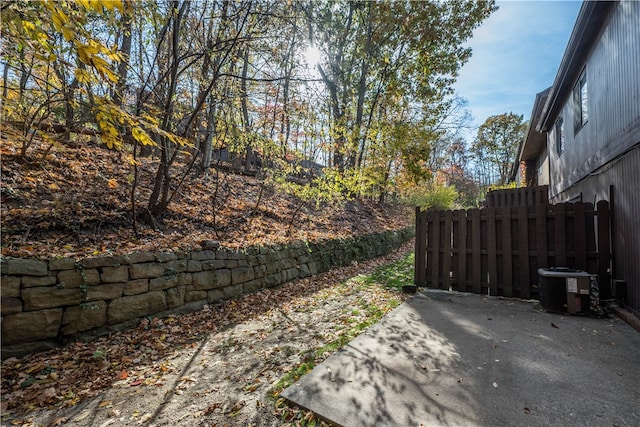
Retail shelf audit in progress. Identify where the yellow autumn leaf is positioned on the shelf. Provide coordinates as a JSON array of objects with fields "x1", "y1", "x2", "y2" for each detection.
[
  {"x1": 37, "y1": 32, "x2": 49, "y2": 45},
  {"x1": 75, "y1": 69, "x2": 92, "y2": 85},
  {"x1": 77, "y1": 47, "x2": 89, "y2": 64},
  {"x1": 78, "y1": 43, "x2": 100, "y2": 58},
  {"x1": 61, "y1": 26, "x2": 73, "y2": 42},
  {"x1": 141, "y1": 113, "x2": 159, "y2": 127},
  {"x1": 98, "y1": 400, "x2": 113, "y2": 408},
  {"x1": 22, "y1": 21, "x2": 36, "y2": 32},
  {"x1": 102, "y1": 0, "x2": 123, "y2": 12},
  {"x1": 108, "y1": 178, "x2": 118, "y2": 189},
  {"x1": 89, "y1": 56, "x2": 118, "y2": 83},
  {"x1": 50, "y1": 10, "x2": 69, "y2": 31},
  {"x1": 103, "y1": 68, "x2": 118, "y2": 83},
  {"x1": 132, "y1": 126, "x2": 156, "y2": 146},
  {"x1": 102, "y1": 134, "x2": 122, "y2": 150},
  {"x1": 48, "y1": 183, "x2": 60, "y2": 190},
  {"x1": 106, "y1": 51, "x2": 123, "y2": 62}
]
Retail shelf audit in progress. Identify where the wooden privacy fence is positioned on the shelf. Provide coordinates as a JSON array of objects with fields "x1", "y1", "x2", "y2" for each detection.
[
  {"x1": 485, "y1": 185, "x2": 549, "y2": 208},
  {"x1": 414, "y1": 201, "x2": 611, "y2": 300}
]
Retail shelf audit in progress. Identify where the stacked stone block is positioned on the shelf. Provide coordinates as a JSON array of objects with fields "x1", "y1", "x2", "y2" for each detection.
[{"x1": 1, "y1": 227, "x2": 413, "y2": 357}]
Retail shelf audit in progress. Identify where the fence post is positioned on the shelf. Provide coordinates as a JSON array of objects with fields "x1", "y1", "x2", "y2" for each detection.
[
  {"x1": 414, "y1": 207, "x2": 427, "y2": 287},
  {"x1": 597, "y1": 200, "x2": 612, "y2": 300}
]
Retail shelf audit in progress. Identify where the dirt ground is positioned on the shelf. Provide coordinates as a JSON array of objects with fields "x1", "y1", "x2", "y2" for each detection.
[
  {"x1": 1, "y1": 242, "x2": 413, "y2": 427},
  {"x1": 1, "y1": 124, "x2": 409, "y2": 260}
]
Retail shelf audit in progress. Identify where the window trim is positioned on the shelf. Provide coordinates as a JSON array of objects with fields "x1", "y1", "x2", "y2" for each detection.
[
  {"x1": 555, "y1": 115, "x2": 565, "y2": 155},
  {"x1": 573, "y1": 68, "x2": 588, "y2": 134},
  {"x1": 537, "y1": 157, "x2": 544, "y2": 177}
]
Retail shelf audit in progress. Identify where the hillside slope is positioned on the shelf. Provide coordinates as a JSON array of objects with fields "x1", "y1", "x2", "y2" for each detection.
[{"x1": 1, "y1": 125, "x2": 410, "y2": 259}]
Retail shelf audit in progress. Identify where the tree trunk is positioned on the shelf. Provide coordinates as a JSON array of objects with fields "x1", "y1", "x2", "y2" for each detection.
[
  {"x1": 240, "y1": 47, "x2": 253, "y2": 173},
  {"x1": 352, "y1": 3, "x2": 373, "y2": 169},
  {"x1": 147, "y1": 1, "x2": 189, "y2": 220},
  {"x1": 200, "y1": 97, "x2": 216, "y2": 170},
  {"x1": 2, "y1": 60, "x2": 9, "y2": 100},
  {"x1": 317, "y1": 64, "x2": 344, "y2": 169},
  {"x1": 279, "y1": 18, "x2": 297, "y2": 158},
  {"x1": 114, "y1": 1, "x2": 133, "y2": 107}
]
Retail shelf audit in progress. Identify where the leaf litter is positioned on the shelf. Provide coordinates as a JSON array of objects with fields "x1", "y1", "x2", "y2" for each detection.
[{"x1": 0, "y1": 128, "x2": 409, "y2": 259}]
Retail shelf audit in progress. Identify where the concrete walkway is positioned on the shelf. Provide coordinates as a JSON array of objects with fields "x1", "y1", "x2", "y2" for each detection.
[{"x1": 282, "y1": 290, "x2": 640, "y2": 427}]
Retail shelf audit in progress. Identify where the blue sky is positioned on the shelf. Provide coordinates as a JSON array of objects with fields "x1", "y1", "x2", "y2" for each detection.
[{"x1": 454, "y1": 1, "x2": 583, "y2": 135}]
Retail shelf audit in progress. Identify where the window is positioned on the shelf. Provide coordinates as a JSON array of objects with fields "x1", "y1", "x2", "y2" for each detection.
[
  {"x1": 538, "y1": 158, "x2": 544, "y2": 177},
  {"x1": 555, "y1": 116, "x2": 565, "y2": 155},
  {"x1": 573, "y1": 69, "x2": 588, "y2": 133}
]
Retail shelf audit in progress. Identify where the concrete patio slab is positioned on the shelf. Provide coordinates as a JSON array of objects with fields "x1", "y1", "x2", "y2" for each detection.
[{"x1": 282, "y1": 290, "x2": 640, "y2": 427}]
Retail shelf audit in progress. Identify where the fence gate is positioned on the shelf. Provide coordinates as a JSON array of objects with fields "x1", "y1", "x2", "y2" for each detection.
[{"x1": 414, "y1": 200, "x2": 611, "y2": 300}]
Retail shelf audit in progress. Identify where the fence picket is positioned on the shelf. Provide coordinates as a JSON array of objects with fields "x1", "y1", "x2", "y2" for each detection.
[
  {"x1": 486, "y1": 185, "x2": 549, "y2": 208},
  {"x1": 553, "y1": 204, "x2": 567, "y2": 266},
  {"x1": 487, "y1": 208, "x2": 498, "y2": 296},
  {"x1": 518, "y1": 205, "x2": 530, "y2": 299},
  {"x1": 429, "y1": 210, "x2": 440, "y2": 288},
  {"x1": 442, "y1": 211, "x2": 453, "y2": 290},
  {"x1": 536, "y1": 204, "x2": 548, "y2": 271},
  {"x1": 574, "y1": 203, "x2": 587, "y2": 270},
  {"x1": 471, "y1": 209, "x2": 482, "y2": 294},
  {"x1": 501, "y1": 207, "x2": 513, "y2": 297},
  {"x1": 453, "y1": 210, "x2": 467, "y2": 291}
]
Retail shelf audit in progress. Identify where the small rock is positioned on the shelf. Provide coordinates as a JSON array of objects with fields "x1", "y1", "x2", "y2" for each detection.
[{"x1": 200, "y1": 240, "x2": 220, "y2": 250}]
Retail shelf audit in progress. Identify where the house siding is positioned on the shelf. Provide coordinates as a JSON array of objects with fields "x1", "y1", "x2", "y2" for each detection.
[
  {"x1": 548, "y1": 1, "x2": 640, "y2": 199},
  {"x1": 536, "y1": 146, "x2": 549, "y2": 186},
  {"x1": 543, "y1": 0, "x2": 640, "y2": 317},
  {"x1": 550, "y1": 144, "x2": 640, "y2": 317}
]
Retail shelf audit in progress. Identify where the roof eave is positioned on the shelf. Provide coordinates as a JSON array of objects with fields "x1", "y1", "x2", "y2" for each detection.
[{"x1": 510, "y1": 88, "x2": 551, "y2": 181}]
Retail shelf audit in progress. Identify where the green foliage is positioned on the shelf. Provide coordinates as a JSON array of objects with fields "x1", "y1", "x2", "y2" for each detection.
[
  {"x1": 1, "y1": 0, "x2": 497, "y2": 224},
  {"x1": 92, "y1": 349, "x2": 106, "y2": 361},
  {"x1": 400, "y1": 180, "x2": 458, "y2": 211},
  {"x1": 359, "y1": 251, "x2": 415, "y2": 291},
  {"x1": 271, "y1": 362, "x2": 316, "y2": 398},
  {"x1": 488, "y1": 181, "x2": 518, "y2": 192},
  {"x1": 270, "y1": 163, "x2": 346, "y2": 208},
  {"x1": 302, "y1": 0, "x2": 495, "y2": 195},
  {"x1": 472, "y1": 112, "x2": 527, "y2": 186}
]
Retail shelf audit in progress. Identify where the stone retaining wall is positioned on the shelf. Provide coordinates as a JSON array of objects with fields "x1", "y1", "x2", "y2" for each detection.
[{"x1": 1, "y1": 227, "x2": 413, "y2": 358}]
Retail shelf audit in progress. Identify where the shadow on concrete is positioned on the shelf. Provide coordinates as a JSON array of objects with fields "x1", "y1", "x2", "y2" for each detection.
[{"x1": 282, "y1": 290, "x2": 640, "y2": 427}]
